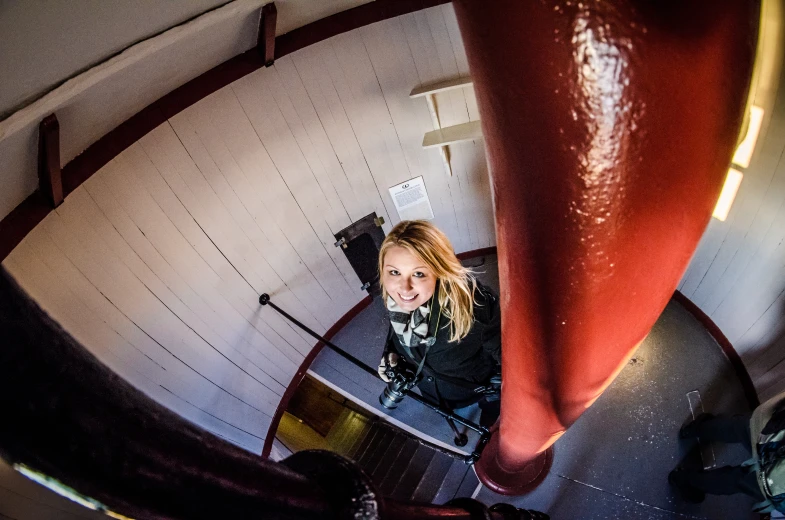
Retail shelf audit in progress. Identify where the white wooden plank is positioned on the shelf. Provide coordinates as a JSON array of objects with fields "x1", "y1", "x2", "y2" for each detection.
[
  {"x1": 108, "y1": 146, "x2": 310, "y2": 362},
  {"x1": 133, "y1": 126, "x2": 317, "y2": 356},
  {"x1": 65, "y1": 186, "x2": 295, "y2": 389},
  {"x1": 170, "y1": 94, "x2": 342, "y2": 330},
  {"x1": 265, "y1": 64, "x2": 354, "y2": 231},
  {"x1": 82, "y1": 170, "x2": 304, "y2": 383},
  {"x1": 227, "y1": 70, "x2": 363, "y2": 301},
  {"x1": 79, "y1": 176, "x2": 298, "y2": 386},
  {"x1": 274, "y1": 55, "x2": 370, "y2": 224},
  {"x1": 289, "y1": 43, "x2": 392, "y2": 233},
  {"x1": 703, "y1": 154, "x2": 785, "y2": 315},
  {"x1": 4, "y1": 234, "x2": 267, "y2": 451},
  {"x1": 398, "y1": 12, "x2": 465, "y2": 246},
  {"x1": 39, "y1": 206, "x2": 282, "y2": 411},
  {"x1": 314, "y1": 34, "x2": 411, "y2": 225},
  {"x1": 92, "y1": 152, "x2": 308, "y2": 390},
  {"x1": 231, "y1": 69, "x2": 361, "y2": 306},
  {"x1": 441, "y1": 3, "x2": 481, "y2": 122},
  {"x1": 712, "y1": 224, "x2": 785, "y2": 345},
  {"x1": 398, "y1": 10, "x2": 478, "y2": 252},
  {"x1": 184, "y1": 90, "x2": 349, "y2": 313},
  {"x1": 682, "y1": 77, "x2": 785, "y2": 301},
  {"x1": 424, "y1": 6, "x2": 491, "y2": 250},
  {"x1": 357, "y1": 17, "x2": 466, "y2": 252},
  {"x1": 690, "y1": 150, "x2": 785, "y2": 308}
]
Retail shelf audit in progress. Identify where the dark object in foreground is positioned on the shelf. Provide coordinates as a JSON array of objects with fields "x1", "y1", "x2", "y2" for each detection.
[{"x1": 0, "y1": 267, "x2": 546, "y2": 519}]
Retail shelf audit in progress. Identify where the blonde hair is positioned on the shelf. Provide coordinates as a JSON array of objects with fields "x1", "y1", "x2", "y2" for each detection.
[{"x1": 378, "y1": 220, "x2": 477, "y2": 342}]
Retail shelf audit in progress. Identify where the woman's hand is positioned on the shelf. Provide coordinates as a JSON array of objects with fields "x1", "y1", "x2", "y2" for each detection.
[{"x1": 377, "y1": 353, "x2": 399, "y2": 382}]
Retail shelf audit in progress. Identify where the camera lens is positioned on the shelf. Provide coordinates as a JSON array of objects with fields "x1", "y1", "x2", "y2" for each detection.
[{"x1": 379, "y1": 380, "x2": 407, "y2": 409}]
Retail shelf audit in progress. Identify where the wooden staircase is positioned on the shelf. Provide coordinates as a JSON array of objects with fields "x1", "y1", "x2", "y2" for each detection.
[{"x1": 324, "y1": 409, "x2": 479, "y2": 504}]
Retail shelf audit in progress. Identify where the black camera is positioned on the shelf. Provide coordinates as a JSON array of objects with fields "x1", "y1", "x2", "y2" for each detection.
[{"x1": 379, "y1": 364, "x2": 419, "y2": 409}]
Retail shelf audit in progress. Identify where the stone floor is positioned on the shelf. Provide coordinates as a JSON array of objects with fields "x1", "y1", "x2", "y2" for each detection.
[{"x1": 310, "y1": 254, "x2": 758, "y2": 519}]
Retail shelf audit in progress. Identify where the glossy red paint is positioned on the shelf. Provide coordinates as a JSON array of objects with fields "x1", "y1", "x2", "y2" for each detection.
[{"x1": 453, "y1": 0, "x2": 759, "y2": 494}]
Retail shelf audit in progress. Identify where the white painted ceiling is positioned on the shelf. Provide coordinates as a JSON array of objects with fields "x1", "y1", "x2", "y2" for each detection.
[{"x1": 0, "y1": 0, "x2": 372, "y2": 120}]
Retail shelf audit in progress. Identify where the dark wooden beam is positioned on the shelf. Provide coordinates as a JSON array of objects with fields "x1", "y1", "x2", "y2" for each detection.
[
  {"x1": 38, "y1": 114, "x2": 63, "y2": 208},
  {"x1": 258, "y1": 2, "x2": 277, "y2": 67}
]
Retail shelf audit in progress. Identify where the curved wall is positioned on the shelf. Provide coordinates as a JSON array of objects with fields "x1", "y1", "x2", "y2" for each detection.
[
  {"x1": 0, "y1": 3, "x2": 493, "y2": 453},
  {"x1": 678, "y1": 0, "x2": 785, "y2": 403}
]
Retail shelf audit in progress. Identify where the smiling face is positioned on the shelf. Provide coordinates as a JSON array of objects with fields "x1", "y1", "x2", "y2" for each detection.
[{"x1": 381, "y1": 246, "x2": 437, "y2": 311}]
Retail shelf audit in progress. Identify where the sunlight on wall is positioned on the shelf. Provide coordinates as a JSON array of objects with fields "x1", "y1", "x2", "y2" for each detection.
[
  {"x1": 712, "y1": 0, "x2": 783, "y2": 221},
  {"x1": 713, "y1": 168, "x2": 744, "y2": 221},
  {"x1": 732, "y1": 105, "x2": 765, "y2": 168}
]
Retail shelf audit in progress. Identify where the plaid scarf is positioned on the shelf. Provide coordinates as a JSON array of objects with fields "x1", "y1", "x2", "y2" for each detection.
[{"x1": 386, "y1": 295, "x2": 433, "y2": 348}]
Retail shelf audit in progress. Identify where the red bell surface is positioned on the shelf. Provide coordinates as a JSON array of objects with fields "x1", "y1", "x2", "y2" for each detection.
[{"x1": 453, "y1": 0, "x2": 760, "y2": 494}]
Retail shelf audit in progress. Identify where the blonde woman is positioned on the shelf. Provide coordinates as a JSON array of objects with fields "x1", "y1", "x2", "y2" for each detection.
[{"x1": 377, "y1": 220, "x2": 502, "y2": 427}]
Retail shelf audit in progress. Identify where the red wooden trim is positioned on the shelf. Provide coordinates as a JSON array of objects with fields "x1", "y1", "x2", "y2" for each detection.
[
  {"x1": 261, "y1": 294, "x2": 372, "y2": 458},
  {"x1": 672, "y1": 290, "x2": 760, "y2": 410},
  {"x1": 38, "y1": 114, "x2": 63, "y2": 208},
  {"x1": 456, "y1": 246, "x2": 496, "y2": 261},
  {"x1": 258, "y1": 2, "x2": 277, "y2": 66},
  {"x1": 275, "y1": 0, "x2": 450, "y2": 60},
  {"x1": 0, "y1": 0, "x2": 451, "y2": 263}
]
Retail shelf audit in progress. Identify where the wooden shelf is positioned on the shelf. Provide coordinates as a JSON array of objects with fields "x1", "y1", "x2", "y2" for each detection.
[
  {"x1": 422, "y1": 121, "x2": 483, "y2": 149},
  {"x1": 410, "y1": 76, "x2": 473, "y2": 98}
]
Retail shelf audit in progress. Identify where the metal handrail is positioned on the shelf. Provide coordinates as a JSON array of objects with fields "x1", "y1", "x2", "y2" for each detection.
[{"x1": 259, "y1": 293, "x2": 491, "y2": 464}]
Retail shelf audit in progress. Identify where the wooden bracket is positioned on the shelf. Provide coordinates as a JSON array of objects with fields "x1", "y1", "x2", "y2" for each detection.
[
  {"x1": 258, "y1": 2, "x2": 277, "y2": 67},
  {"x1": 410, "y1": 77, "x2": 477, "y2": 177},
  {"x1": 38, "y1": 114, "x2": 63, "y2": 208}
]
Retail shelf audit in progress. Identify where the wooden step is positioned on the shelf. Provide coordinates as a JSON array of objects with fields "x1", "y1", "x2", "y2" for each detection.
[
  {"x1": 354, "y1": 427, "x2": 381, "y2": 463},
  {"x1": 390, "y1": 444, "x2": 437, "y2": 500},
  {"x1": 359, "y1": 428, "x2": 394, "y2": 468},
  {"x1": 347, "y1": 423, "x2": 373, "y2": 459},
  {"x1": 432, "y1": 459, "x2": 471, "y2": 505},
  {"x1": 411, "y1": 452, "x2": 455, "y2": 503},
  {"x1": 379, "y1": 438, "x2": 420, "y2": 496},
  {"x1": 369, "y1": 434, "x2": 407, "y2": 484}
]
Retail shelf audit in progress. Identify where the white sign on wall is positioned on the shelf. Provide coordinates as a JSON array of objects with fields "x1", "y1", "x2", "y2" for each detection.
[{"x1": 389, "y1": 176, "x2": 434, "y2": 221}]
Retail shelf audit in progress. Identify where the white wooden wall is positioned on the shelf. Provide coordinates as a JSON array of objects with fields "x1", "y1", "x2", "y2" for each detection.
[
  {"x1": 0, "y1": 5, "x2": 494, "y2": 453},
  {"x1": 679, "y1": 1, "x2": 785, "y2": 403}
]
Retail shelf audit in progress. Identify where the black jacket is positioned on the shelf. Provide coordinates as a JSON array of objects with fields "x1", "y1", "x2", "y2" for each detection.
[{"x1": 384, "y1": 281, "x2": 501, "y2": 407}]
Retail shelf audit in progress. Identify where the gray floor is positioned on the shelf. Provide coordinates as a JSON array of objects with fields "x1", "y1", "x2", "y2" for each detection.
[{"x1": 310, "y1": 255, "x2": 757, "y2": 519}]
